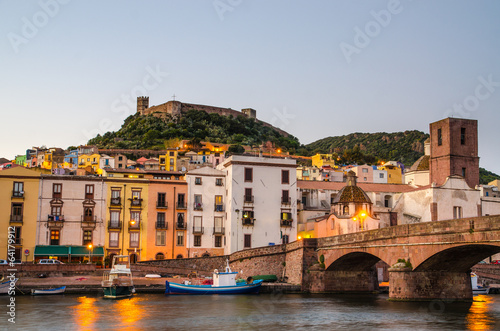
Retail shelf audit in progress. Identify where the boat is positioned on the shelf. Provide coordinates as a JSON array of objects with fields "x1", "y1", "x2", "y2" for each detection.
[
  {"x1": 471, "y1": 272, "x2": 490, "y2": 295},
  {"x1": 165, "y1": 260, "x2": 263, "y2": 295},
  {"x1": 31, "y1": 286, "x2": 66, "y2": 295},
  {"x1": 0, "y1": 278, "x2": 17, "y2": 295},
  {"x1": 101, "y1": 255, "x2": 135, "y2": 299}
]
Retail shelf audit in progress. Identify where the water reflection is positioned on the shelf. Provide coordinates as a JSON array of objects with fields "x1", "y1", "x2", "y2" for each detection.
[
  {"x1": 114, "y1": 296, "x2": 148, "y2": 329},
  {"x1": 466, "y1": 295, "x2": 495, "y2": 331},
  {"x1": 72, "y1": 296, "x2": 98, "y2": 330}
]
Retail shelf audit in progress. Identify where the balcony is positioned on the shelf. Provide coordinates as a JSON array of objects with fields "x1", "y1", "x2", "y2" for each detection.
[
  {"x1": 128, "y1": 221, "x2": 141, "y2": 231},
  {"x1": 213, "y1": 227, "x2": 225, "y2": 235},
  {"x1": 243, "y1": 195, "x2": 254, "y2": 205},
  {"x1": 193, "y1": 202, "x2": 203, "y2": 211},
  {"x1": 177, "y1": 202, "x2": 187, "y2": 209},
  {"x1": 281, "y1": 197, "x2": 291, "y2": 206},
  {"x1": 156, "y1": 201, "x2": 168, "y2": 209},
  {"x1": 280, "y1": 219, "x2": 293, "y2": 227},
  {"x1": 108, "y1": 220, "x2": 122, "y2": 230},
  {"x1": 12, "y1": 191, "x2": 24, "y2": 199},
  {"x1": 214, "y1": 204, "x2": 224, "y2": 212},
  {"x1": 81, "y1": 215, "x2": 97, "y2": 226},
  {"x1": 109, "y1": 240, "x2": 119, "y2": 248},
  {"x1": 156, "y1": 221, "x2": 168, "y2": 229},
  {"x1": 10, "y1": 215, "x2": 23, "y2": 224},
  {"x1": 129, "y1": 198, "x2": 143, "y2": 208},
  {"x1": 110, "y1": 197, "x2": 121, "y2": 206},
  {"x1": 48, "y1": 215, "x2": 64, "y2": 227},
  {"x1": 10, "y1": 238, "x2": 22, "y2": 245},
  {"x1": 193, "y1": 226, "x2": 204, "y2": 234},
  {"x1": 176, "y1": 222, "x2": 187, "y2": 230},
  {"x1": 242, "y1": 218, "x2": 255, "y2": 226},
  {"x1": 91, "y1": 161, "x2": 98, "y2": 165}
]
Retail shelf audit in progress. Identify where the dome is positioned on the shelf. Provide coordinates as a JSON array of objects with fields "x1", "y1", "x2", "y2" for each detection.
[{"x1": 409, "y1": 155, "x2": 430, "y2": 172}]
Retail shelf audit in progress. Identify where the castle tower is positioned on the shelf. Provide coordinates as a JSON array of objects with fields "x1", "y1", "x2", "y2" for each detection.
[
  {"x1": 429, "y1": 118, "x2": 479, "y2": 188},
  {"x1": 241, "y1": 108, "x2": 256, "y2": 119},
  {"x1": 137, "y1": 96, "x2": 149, "y2": 115}
]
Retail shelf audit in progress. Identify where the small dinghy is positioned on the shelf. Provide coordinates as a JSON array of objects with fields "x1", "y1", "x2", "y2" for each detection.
[{"x1": 31, "y1": 286, "x2": 66, "y2": 295}]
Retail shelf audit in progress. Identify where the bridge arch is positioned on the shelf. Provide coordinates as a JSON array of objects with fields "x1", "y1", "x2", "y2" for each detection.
[
  {"x1": 413, "y1": 244, "x2": 500, "y2": 272},
  {"x1": 326, "y1": 252, "x2": 386, "y2": 271}
]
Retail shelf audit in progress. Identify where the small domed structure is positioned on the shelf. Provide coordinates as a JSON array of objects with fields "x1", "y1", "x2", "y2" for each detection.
[{"x1": 332, "y1": 171, "x2": 372, "y2": 217}]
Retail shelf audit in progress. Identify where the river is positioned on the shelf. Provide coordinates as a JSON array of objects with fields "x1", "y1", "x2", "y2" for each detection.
[{"x1": 2, "y1": 293, "x2": 500, "y2": 330}]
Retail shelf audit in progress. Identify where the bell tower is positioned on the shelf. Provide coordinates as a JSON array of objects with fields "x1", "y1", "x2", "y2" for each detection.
[{"x1": 429, "y1": 118, "x2": 479, "y2": 188}]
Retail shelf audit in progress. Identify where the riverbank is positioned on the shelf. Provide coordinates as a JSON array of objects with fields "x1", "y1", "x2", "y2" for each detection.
[{"x1": 14, "y1": 276, "x2": 301, "y2": 294}]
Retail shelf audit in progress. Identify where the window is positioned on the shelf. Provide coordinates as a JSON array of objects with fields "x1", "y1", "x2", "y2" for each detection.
[
  {"x1": 177, "y1": 213, "x2": 185, "y2": 228},
  {"x1": 362, "y1": 168, "x2": 368, "y2": 173},
  {"x1": 364, "y1": 177, "x2": 367, "y2": 181},
  {"x1": 282, "y1": 235, "x2": 290, "y2": 244},
  {"x1": 281, "y1": 170, "x2": 289, "y2": 184},
  {"x1": 159, "y1": 157, "x2": 166, "y2": 164},
  {"x1": 379, "y1": 173, "x2": 384, "y2": 178},
  {"x1": 11, "y1": 203, "x2": 23, "y2": 222},
  {"x1": 282, "y1": 190, "x2": 290, "y2": 204},
  {"x1": 157, "y1": 212, "x2": 166, "y2": 228},
  {"x1": 194, "y1": 195, "x2": 202, "y2": 209},
  {"x1": 156, "y1": 253, "x2": 165, "y2": 260},
  {"x1": 462, "y1": 168, "x2": 466, "y2": 178},
  {"x1": 216, "y1": 178, "x2": 223, "y2": 186},
  {"x1": 244, "y1": 168, "x2": 253, "y2": 182},
  {"x1": 13, "y1": 182, "x2": 24, "y2": 197},
  {"x1": 132, "y1": 190, "x2": 141, "y2": 200},
  {"x1": 170, "y1": 159, "x2": 174, "y2": 165},
  {"x1": 109, "y1": 232, "x2": 119, "y2": 247},
  {"x1": 461, "y1": 127, "x2": 466, "y2": 145},
  {"x1": 281, "y1": 212, "x2": 292, "y2": 220},
  {"x1": 84, "y1": 207, "x2": 94, "y2": 222},
  {"x1": 437, "y1": 128, "x2": 442, "y2": 146},
  {"x1": 194, "y1": 235, "x2": 201, "y2": 247},
  {"x1": 244, "y1": 234, "x2": 251, "y2": 248},
  {"x1": 157, "y1": 192, "x2": 166, "y2": 207},
  {"x1": 242, "y1": 210, "x2": 254, "y2": 219},
  {"x1": 214, "y1": 217, "x2": 223, "y2": 233},
  {"x1": 215, "y1": 236, "x2": 222, "y2": 248},
  {"x1": 118, "y1": 156, "x2": 123, "y2": 161},
  {"x1": 83, "y1": 230, "x2": 92, "y2": 245},
  {"x1": 130, "y1": 211, "x2": 140, "y2": 227},
  {"x1": 53, "y1": 183, "x2": 62, "y2": 198},
  {"x1": 51, "y1": 205, "x2": 62, "y2": 217},
  {"x1": 177, "y1": 231, "x2": 184, "y2": 246},
  {"x1": 244, "y1": 188, "x2": 253, "y2": 202},
  {"x1": 195, "y1": 177, "x2": 202, "y2": 185},
  {"x1": 130, "y1": 232, "x2": 139, "y2": 247},
  {"x1": 453, "y1": 206, "x2": 463, "y2": 219},
  {"x1": 50, "y1": 230, "x2": 60, "y2": 245},
  {"x1": 170, "y1": 152, "x2": 175, "y2": 156},
  {"x1": 178, "y1": 193, "x2": 186, "y2": 208},
  {"x1": 215, "y1": 195, "x2": 223, "y2": 211},
  {"x1": 193, "y1": 216, "x2": 203, "y2": 233},
  {"x1": 110, "y1": 211, "x2": 120, "y2": 226},
  {"x1": 156, "y1": 231, "x2": 166, "y2": 246}
]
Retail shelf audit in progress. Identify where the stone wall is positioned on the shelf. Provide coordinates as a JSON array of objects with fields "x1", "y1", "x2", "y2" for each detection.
[
  {"x1": 0, "y1": 264, "x2": 96, "y2": 277},
  {"x1": 137, "y1": 255, "x2": 227, "y2": 276}
]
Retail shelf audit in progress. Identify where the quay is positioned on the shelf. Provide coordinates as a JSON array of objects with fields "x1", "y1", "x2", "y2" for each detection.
[{"x1": 14, "y1": 276, "x2": 301, "y2": 295}]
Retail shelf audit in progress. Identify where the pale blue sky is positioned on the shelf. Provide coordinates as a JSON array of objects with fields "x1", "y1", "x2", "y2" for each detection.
[{"x1": 1, "y1": 0, "x2": 499, "y2": 174}]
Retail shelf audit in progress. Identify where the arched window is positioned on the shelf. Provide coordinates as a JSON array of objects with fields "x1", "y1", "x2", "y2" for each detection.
[
  {"x1": 202, "y1": 252, "x2": 210, "y2": 257},
  {"x1": 176, "y1": 254, "x2": 183, "y2": 259},
  {"x1": 155, "y1": 253, "x2": 165, "y2": 260},
  {"x1": 343, "y1": 205, "x2": 349, "y2": 215}
]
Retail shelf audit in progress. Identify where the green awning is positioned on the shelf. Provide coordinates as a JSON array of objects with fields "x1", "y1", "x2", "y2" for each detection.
[
  {"x1": 34, "y1": 246, "x2": 70, "y2": 256},
  {"x1": 70, "y1": 246, "x2": 104, "y2": 256},
  {"x1": 34, "y1": 246, "x2": 104, "y2": 256}
]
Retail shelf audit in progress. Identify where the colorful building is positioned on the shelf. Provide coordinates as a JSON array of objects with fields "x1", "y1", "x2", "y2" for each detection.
[
  {"x1": 0, "y1": 167, "x2": 40, "y2": 262},
  {"x1": 378, "y1": 161, "x2": 404, "y2": 184},
  {"x1": 159, "y1": 150, "x2": 178, "y2": 171},
  {"x1": 311, "y1": 154, "x2": 336, "y2": 169}
]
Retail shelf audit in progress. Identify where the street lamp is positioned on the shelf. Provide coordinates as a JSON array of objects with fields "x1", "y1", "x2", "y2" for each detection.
[
  {"x1": 87, "y1": 243, "x2": 93, "y2": 264},
  {"x1": 353, "y1": 211, "x2": 368, "y2": 231}
]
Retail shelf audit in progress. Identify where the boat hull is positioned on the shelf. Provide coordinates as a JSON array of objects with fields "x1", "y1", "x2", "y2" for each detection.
[
  {"x1": 103, "y1": 285, "x2": 135, "y2": 299},
  {"x1": 165, "y1": 280, "x2": 263, "y2": 295},
  {"x1": 31, "y1": 286, "x2": 66, "y2": 295}
]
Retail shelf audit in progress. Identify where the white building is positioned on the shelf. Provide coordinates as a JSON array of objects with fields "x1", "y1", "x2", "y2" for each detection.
[
  {"x1": 218, "y1": 155, "x2": 297, "y2": 254},
  {"x1": 186, "y1": 167, "x2": 226, "y2": 257}
]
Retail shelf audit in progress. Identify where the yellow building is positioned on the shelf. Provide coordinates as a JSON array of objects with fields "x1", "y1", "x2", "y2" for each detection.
[
  {"x1": 159, "y1": 150, "x2": 178, "y2": 171},
  {"x1": 378, "y1": 162, "x2": 403, "y2": 184},
  {"x1": 104, "y1": 178, "x2": 150, "y2": 263},
  {"x1": 0, "y1": 167, "x2": 40, "y2": 262},
  {"x1": 311, "y1": 154, "x2": 336, "y2": 168},
  {"x1": 78, "y1": 154, "x2": 102, "y2": 174}
]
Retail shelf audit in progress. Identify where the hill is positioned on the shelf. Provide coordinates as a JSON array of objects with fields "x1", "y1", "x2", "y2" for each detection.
[
  {"x1": 304, "y1": 131, "x2": 429, "y2": 166},
  {"x1": 88, "y1": 109, "x2": 300, "y2": 151}
]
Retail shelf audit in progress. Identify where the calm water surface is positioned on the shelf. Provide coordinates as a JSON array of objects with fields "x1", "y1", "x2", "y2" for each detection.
[{"x1": 2, "y1": 293, "x2": 500, "y2": 330}]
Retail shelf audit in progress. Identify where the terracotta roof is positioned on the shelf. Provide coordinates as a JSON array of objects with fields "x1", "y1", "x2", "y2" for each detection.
[
  {"x1": 333, "y1": 186, "x2": 372, "y2": 204},
  {"x1": 297, "y1": 180, "x2": 422, "y2": 193},
  {"x1": 409, "y1": 155, "x2": 430, "y2": 171}
]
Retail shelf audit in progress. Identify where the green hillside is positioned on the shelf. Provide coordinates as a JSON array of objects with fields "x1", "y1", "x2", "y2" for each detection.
[
  {"x1": 88, "y1": 110, "x2": 300, "y2": 151},
  {"x1": 304, "y1": 130, "x2": 429, "y2": 166}
]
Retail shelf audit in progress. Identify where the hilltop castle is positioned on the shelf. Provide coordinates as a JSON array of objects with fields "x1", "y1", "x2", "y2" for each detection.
[{"x1": 136, "y1": 97, "x2": 289, "y2": 137}]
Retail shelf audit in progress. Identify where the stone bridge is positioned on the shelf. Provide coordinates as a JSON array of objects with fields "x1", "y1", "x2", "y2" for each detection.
[{"x1": 313, "y1": 215, "x2": 500, "y2": 300}]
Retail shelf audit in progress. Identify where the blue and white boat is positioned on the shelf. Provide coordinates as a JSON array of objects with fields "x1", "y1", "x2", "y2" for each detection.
[
  {"x1": 165, "y1": 261, "x2": 263, "y2": 295},
  {"x1": 31, "y1": 286, "x2": 66, "y2": 295},
  {"x1": 471, "y1": 272, "x2": 490, "y2": 295},
  {"x1": 0, "y1": 279, "x2": 17, "y2": 295}
]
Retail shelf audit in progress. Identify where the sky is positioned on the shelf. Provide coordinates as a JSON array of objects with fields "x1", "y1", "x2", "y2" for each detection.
[{"x1": 1, "y1": 0, "x2": 499, "y2": 174}]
